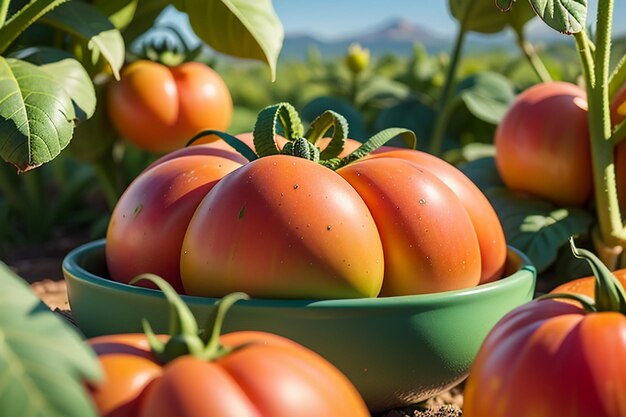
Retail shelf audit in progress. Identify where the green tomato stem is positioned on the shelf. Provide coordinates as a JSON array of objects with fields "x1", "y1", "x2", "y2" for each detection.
[
  {"x1": 609, "y1": 54, "x2": 626, "y2": 98},
  {"x1": 612, "y1": 119, "x2": 626, "y2": 145},
  {"x1": 514, "y1": 28, "x2": 552, "y2": 83},
  {"x1": 201, "y1": 292, "x2": 249, "y2": 360},
  {"x1": 574, "y1": 31, "x2": 595, "y2": 88},
  {"x1": 585, "y1": 0, "x2": 626, "y2": 251},
  {"x1": 428, "y1": 12, "x2": 468, "y2": 156}
]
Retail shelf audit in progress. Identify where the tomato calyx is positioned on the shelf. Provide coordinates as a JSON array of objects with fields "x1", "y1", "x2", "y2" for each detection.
[
  {"x1": 130, "y1": 274, "x2": 249, "y2": 363},
  {"x1": 538, "y1": 237, "x2": 626, "y2": 314},
  {"x1": 188, "y1": 101, "x2": 417, "y2": 170}
]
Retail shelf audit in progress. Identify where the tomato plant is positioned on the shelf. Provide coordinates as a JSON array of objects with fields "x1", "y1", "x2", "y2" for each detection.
[
  {"x1": 463, "y1": 240, "x2": 626, "y2": 417},
  {"x1": 88, "y1": 277, "x2": 369, "y2": 417},
  {"x1": 494, "y1": 82, "x2": 592, "y2": 207},
  {"x1": 107, "y1": 60, "x2": 233, "y2": 153}
]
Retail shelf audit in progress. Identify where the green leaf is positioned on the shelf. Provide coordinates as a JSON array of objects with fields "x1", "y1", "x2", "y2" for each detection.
[
  {"x1": 0, "y1": 262, "x2": 101, "y2": 417},
  {"x1": 176, "y1": 0, "x2": 283, "y2": 81},
  {"x1": 0, "y1": 57, "x2": 76, "y2": 172},
  {"x1": 528, "y1": 0, "x2": 587, "y2": 34},
  {"x1": 458, "y1": 156, "x2": 505, "y2": 191},
  {"x1": 355, "y1": 76, "x2": 410, "y2": 107},
  {"x1": 39, "y1": 1, "x2": 125, "y2": 79},
  {"x1": 455, "y1": 71, "x2": 515, "y2": 124},
  {"x1": 11, "y1": 47, "x2": 96, "y2": 122},
  {"x1": 484, "y1": 187, "x2": 594, "y2": 272},
  {"x1": 92, "y1": 0, "x2": 139, "y2": 30},
  {"x1": 449, "y1": 0, "x2": 535, "y2": 34}
]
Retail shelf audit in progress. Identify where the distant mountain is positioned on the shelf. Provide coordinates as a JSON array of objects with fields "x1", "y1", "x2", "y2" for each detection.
[
  {"x1": 281, "y1": 18, "x2": 446, "y2": 60},
  {"x1": 279, "y1": 17, "x2": 580, "y2": 61}
]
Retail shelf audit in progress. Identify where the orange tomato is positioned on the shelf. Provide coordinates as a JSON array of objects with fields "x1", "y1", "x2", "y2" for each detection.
[
  {"x1": 494, "y1": 82, "x2": 592, "y2": 207},
  {"x1": 88, "y1": 331, "x2": 370, "y2": 417},
  {"x1": 107, "y1": 60, "x2": 232, "y2": 153},
  {"x1": 550, "y1": 269, "x2": 626, "y2": 300}
]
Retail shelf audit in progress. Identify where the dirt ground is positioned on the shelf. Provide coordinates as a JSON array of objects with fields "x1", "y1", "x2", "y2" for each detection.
[{"x1": 9, "y1": 234, "x2": 464, "y2": 417}]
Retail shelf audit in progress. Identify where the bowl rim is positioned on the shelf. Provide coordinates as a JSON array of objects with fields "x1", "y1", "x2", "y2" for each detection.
[{"x1": 63, "y1": 239, "x2": 536, "y2": 309}]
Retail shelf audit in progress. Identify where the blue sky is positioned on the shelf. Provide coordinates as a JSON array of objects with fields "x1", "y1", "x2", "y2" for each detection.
[{"x1": 272, "y1": 0, "x2": 626, "y2": 39}]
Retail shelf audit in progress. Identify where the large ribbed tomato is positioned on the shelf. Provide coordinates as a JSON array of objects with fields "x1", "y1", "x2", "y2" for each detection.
[
  {"x1": 89, "y1": 331, "x2": 369, "y2": 417},
  {"x1": 88, "y1": 281, "x2": 370, "y2": 417},
  {"x1": 180, "y1": 154, "x2": 385, "y2": 299},
  {"x1": 464, "y1": 243, "x2": 626, "y2": 417},
  {"x1": 107, "y1": 60, "x2": 233, "y2": 153},
  {"x1": 495, "y1": 82, "x2": 592, "y2": 207}
]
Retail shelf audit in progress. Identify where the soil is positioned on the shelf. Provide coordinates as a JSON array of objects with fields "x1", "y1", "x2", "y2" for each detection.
[{"x1": 8, "y1": 235, "x2": 465, "y2": 417}]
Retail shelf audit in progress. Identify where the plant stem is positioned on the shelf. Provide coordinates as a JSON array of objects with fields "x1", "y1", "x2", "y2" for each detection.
[
  {"x1": 586, "y1": 0, "x2": 626, "y2": 252},
  {"x1": 574, "y1": 31, "x2": 595, "y2": 88},
  {"x1": 514, "y1": 29, "x2": 552, "y2": 83},
  {"x1": 428, "y1": 20, "x2": 467, "y2": 156},
  {"x1": 0, "y1": 0, "x2": 10, "y2": 27},
  {"x1": 609, "y1": 53, "x2": 626, "y2": 98}
]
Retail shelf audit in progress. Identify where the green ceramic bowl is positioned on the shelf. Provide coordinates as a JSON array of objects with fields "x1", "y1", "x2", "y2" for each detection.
[{"x1": 63, "y1": 239, "x2": 535, "y2": 412}]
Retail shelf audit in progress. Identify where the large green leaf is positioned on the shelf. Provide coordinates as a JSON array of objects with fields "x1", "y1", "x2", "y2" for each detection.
[
  {"x1": 0, "y1": 57, "x2": 76, "y2": 172},
  {"x1": 458, "y1": 155, "x2": 505, "y2": 191},
  {"x1": 528, "y1": 0, "x2": 587, "y2": 34},
  {"x1": 455, "y1": 71, "x2": 515, "y2": 124},
  {"x1": 375, "y1": 96, "x2": 435, "y2": 149},
  {"x1": 449, "y1": 0, "x2": 535, "y2": 33},
  {"x1": 11, "y1": 47, "x2": 96, "y2": 122},
  {"x1": 484, "y1": 187, "x2": 594, "y2": 272},
  {"x1": 0, "y1": 262, "x2": 101, "y2": 417},
  {"x1": 176, "y1": 0, "x2": 283, "y2": 80},
  {"x1": 39, "y1": 1, "x2": 125, "y2": 78}
]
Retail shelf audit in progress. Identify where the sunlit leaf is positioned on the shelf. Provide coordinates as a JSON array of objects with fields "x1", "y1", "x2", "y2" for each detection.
[
  {"x1": 0, "y1": 263, "x2": 102, "y2": 417},
  {"x1": 175, "y1": 0, "x2": 283, "y2": 80},
  {"x1": 456, "y1": 71, "x2": 515, "y2": 124},
  {"x1": 0, "y1": 57, "x2": 75, "y2": 172},
  {"x1": 528, "y1": 0, "x2": 587, "y2": 34}
]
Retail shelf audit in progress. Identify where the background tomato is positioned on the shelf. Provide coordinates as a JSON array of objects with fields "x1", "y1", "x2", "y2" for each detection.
[
  {"x1": 366, "y1": 148, "x2": 506, "y2": 284},
  {"x1": 89, "y1": 331, "x2": 370, "y2": 417},
  {"x1": 494, "y1": 82, "x2": 592, "y2": 207},
  {"x1": 180, "y1": 154, "x2": 384, "y2": 299},
  {"x1": 107, "y1": 60, "x2": 233, "y2": 153},
  {"x1": 106, "y1": 154, "x2": 242, "y2": 292},
  {"x1": 463, "y1": 299, "x2": 626, "y2": 417},
  {"x1": 338, "y1": 156, "x2": 482, "y2": 295},
  {"x1": 550, "y1": 269, "x2": 626, "y2": 300}
]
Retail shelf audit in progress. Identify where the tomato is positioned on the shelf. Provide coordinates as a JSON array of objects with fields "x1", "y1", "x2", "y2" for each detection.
[
  {"x1": 180, "y1": 155, "x2": 385, "y2": 299},
  {"x1": 550, "y1": 269, "x2": 626, "y2": 300},
  {"x1": 107, "y1": 60, "x2": 233, "y2": 153},
  {"x1": 494, "y1": 82, "x2": 592, "y2": 207},
  {"x1": 365, "y1": 149, "x2": 506, "y2": 284},
  {"x1": 88, "y1": 330, "x2": 370, "y2": 417},
  {"x1": 463, "y1": 299, "x2": 626, "y2": 417},
  {"x1": 106, "y1": 153, "x2": 243, "y2": 292},
  {"x1": 337, "y1": 156, "x2": 481, "y2": 295}
]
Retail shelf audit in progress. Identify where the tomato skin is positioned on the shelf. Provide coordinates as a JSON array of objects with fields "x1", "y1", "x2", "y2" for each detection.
[
  {"x1": 107, "y1": 60, "x2": 232, "y2": 153},
  {"x1": 495, "y1": 82, "x2": 592, "y2": 207},
  {"x1": 180, "y1": 155, "x2": 384, "y2": 299},
  {"x1": 88, "y1": 332, "x2": 370, "y2": 417},
  {"x1": 338, "y1": 157, "x2": 481, "y2": 295},
  {"x1": 463, "y1": 300, "x2": 626, "y2": 417},
  {"x1": 550, "y1": 269, "x2": 626, "y2": 301},
  {"x1": 106, "y1": 155, "x2": 242, "y2": 292},
  {"x1": 366, "y1": 149, "x2": 506, "y2": 284}
]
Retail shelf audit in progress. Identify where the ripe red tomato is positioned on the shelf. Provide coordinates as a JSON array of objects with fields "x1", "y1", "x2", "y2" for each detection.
[
  {"x1": 180, "y1": 155, "x2": 385, "y2": 299},
  {"x1": 337, "y1": 156, "x2": 482, "y2": 295},
  {"x1": 107, "y1": 60, "x2": 233, "y2": 153},
  {"x1": 106, "y1": 153, "x2": 243, "y2": 292},
  {"x1": 463, "y1": 299, "x2": 626, "y2": 417},
  {"x1": 494, "y1": 82, "x2": 592, "y2": 207},
  {"x1": 88, "y1": 331, "x2": 370, "y2": 417},
  {"x1": 365, "y1": 149, "x2": 506, "y2": 285}
]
